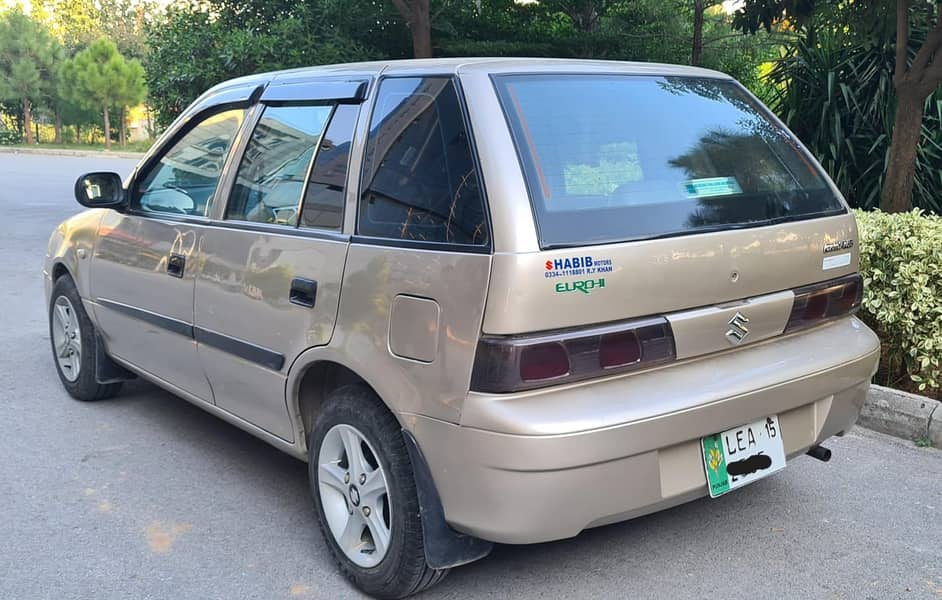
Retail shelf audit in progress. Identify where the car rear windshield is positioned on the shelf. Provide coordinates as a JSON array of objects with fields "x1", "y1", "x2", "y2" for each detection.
[{"x1": 493, "y1": 74, "x2": 845, "y2": 248}]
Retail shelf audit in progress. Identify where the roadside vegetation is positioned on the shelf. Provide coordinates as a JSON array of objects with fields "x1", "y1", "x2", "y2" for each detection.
[{"x1": 1, "y1": 0, "x2": 940, "y2": 394}]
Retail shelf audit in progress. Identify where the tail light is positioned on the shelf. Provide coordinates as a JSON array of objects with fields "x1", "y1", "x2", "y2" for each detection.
[
  {"x1": 470, "y1": 317, "x2": 675, "y2": 393},
  {"x1": 784, "y1": 274, "x2": 863, "y2": 333}
]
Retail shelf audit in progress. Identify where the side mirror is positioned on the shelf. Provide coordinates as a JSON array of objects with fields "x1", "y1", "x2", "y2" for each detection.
[{"x1": 74, "y1": 172, "x2": 127, "y2": 210}]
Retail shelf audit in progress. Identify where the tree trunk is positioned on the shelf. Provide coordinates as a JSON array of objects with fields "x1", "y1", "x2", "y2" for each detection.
[
  {"x1": 103, "y1": 105, "x2": 111, "y2": 151},
  {"x1": 880, "y1": 91, "x2": 924, "y2": 213},
  {"x1": 411, "y1": 0, "x2": 432, "y2": 58},
  {"x1": 54, "y1": 109, "x2": 62, "y2": 144},
  {"x1": 692, "y1": 0, "x2": 705, "y2": 66},
  {"x1": 23, "y1": 98, "x2": 33, "y2": 145},
  {"x1": 120, "y1": 107, "x2": 126, "y2": 148},
  {"x1": 76, "y1": 123, "x2": 81, "y2": 144}
]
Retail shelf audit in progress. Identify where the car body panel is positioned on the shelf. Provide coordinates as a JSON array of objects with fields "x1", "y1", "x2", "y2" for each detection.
[
  {"x1": 481, "y1": 214, "x2": 858, "y2": 335},
  {"x1": 89, "y1": 211, "x2": 212, "y2": 401},
  {"x1": 46, "y1": 58, "x2": 881, "y2": 549},
  {"x1": 44, "y1": 208, "x2": 106, "y2": 304},
  {"x1": 409, "y1": 317, "x2": 879, "y2": 543},
  {"x1": 193, "y1": 227, "x2": 350, "y2": 440},
  {"x1": 325, "y1": 243, "x2": 492, "y2": 424}
]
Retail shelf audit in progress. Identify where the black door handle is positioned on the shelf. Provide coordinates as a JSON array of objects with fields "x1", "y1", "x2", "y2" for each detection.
[
  {"x1": 167, "y1": 253, "x2": 186, "y2": 278},
  {"x1": 289, "y1": 277, "x2": 317, "y2": 308}
]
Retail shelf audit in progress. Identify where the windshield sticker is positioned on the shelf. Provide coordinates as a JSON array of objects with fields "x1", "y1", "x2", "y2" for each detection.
[
  {"x1": 682, "y1": 177, "x2": 743, "y2": 198},
  {"x1": 544, "y1": 256, "x2": 614, "y2": 279},
  {"x1": 555, "y1": 278, "x2": 606, "y2": 294}
]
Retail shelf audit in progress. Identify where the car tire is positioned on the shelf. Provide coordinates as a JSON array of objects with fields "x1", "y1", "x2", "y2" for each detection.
[
  {"x1": 48, "y1": 275, "x2": 122, "y2": 401},
  {"x1": 309, "y1": 384, "x2": 449, "y2": 599}
]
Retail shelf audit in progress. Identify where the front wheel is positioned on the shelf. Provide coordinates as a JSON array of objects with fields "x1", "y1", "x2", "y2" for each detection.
[
  {"x1": 48, "y1": 275, "x2": 122, "y2": 401},
  {"x1": 309, "y1": 384, "x2": 448, "y2": 598}
]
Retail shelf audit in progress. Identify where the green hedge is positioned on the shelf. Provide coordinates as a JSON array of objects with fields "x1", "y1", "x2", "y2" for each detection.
[{"x1": 855, "y1": 209, "x2": 942, "y2": 392}]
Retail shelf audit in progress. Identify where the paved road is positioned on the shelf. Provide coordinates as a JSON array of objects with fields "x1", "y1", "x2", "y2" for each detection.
[{"x1": 1, "y1": 153, "x2": 940, "y2": 600}]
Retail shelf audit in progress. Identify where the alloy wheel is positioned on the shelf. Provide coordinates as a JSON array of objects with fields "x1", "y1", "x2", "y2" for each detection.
[{"x1": 317, "y1": 423, "x2": 392, "y2": 568}]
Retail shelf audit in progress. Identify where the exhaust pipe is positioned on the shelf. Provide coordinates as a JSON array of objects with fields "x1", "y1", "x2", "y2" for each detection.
[{"x1": 806, "y1": 445, "x2": 832, "y2": 462}]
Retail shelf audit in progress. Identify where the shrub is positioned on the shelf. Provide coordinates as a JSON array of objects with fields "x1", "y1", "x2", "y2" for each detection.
[
  {"x1": 854, "y1": 209, "x2": 942, "y2": 392},
  {"x1": 0, "y1": 126, "x2": 21, "y2": 145}
]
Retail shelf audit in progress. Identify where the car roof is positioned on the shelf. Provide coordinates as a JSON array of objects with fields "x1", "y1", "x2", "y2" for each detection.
[{"x1": 211, "y1": 57, "x2": 732, "y2": 92}]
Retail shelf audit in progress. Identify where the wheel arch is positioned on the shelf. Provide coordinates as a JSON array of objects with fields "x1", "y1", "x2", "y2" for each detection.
[
  {"x1": 290, "y1": 353, "x2": 493, "y2": 571},
  {"x1": 291, "y1": 359, "x2": 376, "y2": 451}
]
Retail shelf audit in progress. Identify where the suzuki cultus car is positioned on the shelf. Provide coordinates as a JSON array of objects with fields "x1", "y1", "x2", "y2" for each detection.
[{"x1": 45, "y1": 58, "x2": 880, "y2": 598}]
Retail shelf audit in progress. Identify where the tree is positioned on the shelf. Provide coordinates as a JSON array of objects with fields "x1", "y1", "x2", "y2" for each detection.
[
  {"x1": 64, "y1": 37, "x2": 145, "y2": 149},
  {"x1": 390, "y1": 0, "x2": 433, "y2": 58},
  {"x1": 734, "y1": 0, "x2": 942, "y2": 213},
  {"x1": 143, "y1": 1, "x2": 371, "y2": 129},
  {"x1": 883, "y1": 0, "x2": 942, "y2": 212},
  {"x1": 0, "y1": 9, "x2": 62, "y2": 145}
]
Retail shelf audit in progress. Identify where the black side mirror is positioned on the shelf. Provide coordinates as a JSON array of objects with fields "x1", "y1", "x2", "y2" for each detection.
[{"x1": 74, "y1": 172, "x2": 127, "y2": 210}]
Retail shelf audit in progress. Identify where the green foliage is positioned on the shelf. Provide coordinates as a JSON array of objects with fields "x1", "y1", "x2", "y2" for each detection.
[
  {"x1": 763, "y1": 27, "x2": 942, "y2": 214},
  {"x1": 33, "y1": 0, "x2": 152, "y2": 58},
  {"x1": 0, "y1": 8, "x2": 62, "y2": 111},
  {"x1": 0, "y1": 125, "x2": 21, "y2": 144},
  {"x1": 854, "y1": 209, "x2": 942, "y2": 392},
  {"x1": 61, "y1": 37, "x2": 145, "y2": 115},
  {"x1": 144, "y1": 1, "x2": 373, "y2": 129}
]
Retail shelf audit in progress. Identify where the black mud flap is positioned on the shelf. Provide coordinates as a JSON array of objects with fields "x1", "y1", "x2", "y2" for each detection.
[
  {"x1": 95, "y1": 334, "x2": 136, "y2": 384},
  {"x1": 402, "y1": 430, "x2": 493, "y2": 569}
]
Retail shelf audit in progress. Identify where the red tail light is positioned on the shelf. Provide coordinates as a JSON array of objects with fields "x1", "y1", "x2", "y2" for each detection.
[
  {"x1": 785, "y1": 274, "x2": 863, "y2": 333},
  {"x1": 470, "y1": 317, "x2": 675, "y2": 393}
]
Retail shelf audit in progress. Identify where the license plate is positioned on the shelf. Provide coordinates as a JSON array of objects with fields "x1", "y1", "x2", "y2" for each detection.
[{"x1": 701, "y1": 415, "x2": 786, "y2": 498}]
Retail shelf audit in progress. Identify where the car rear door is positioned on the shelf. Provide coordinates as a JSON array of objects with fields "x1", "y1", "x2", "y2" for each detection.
[
  {"x1": 90, "y1": 97, "x2": 252, "y2": 401},
  {"x1": 192, "y1": 78, "x2": 366, "y2": 441}
]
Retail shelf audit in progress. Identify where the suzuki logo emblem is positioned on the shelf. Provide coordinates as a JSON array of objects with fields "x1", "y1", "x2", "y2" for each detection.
[{"x1": 725, "y1": 311, "x2": 750, "y2": 344}]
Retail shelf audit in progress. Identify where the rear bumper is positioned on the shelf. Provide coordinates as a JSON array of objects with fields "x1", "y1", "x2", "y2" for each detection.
[{"x1": 408, "y1": 317, "x2": 880, "y2": 544}]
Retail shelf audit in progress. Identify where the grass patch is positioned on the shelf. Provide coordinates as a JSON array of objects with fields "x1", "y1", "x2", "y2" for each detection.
[{"x1": 3, "y1": 140, "x2": 153, "y2": 153}]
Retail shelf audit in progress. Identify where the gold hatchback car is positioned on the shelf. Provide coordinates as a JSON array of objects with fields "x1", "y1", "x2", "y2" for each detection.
[{"x1": 46, "y1": 58, "x2": 880, "y2": 598}]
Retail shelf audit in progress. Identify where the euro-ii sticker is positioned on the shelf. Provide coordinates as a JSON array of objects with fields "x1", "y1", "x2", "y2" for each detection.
[
  {"x1": 544, "y1": 256, "x2": 614, "y2": 279},
  {"x1": 682, "y1": 177, "x2": 742, "y2": 198},
  {"x1": 555, "y1": 278, "x2": 605, "y2": 294}
]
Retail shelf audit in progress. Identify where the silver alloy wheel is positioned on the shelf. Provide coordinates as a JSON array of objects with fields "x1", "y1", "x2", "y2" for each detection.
[
  {"x1": 52, "y1": 295, "x2": 82, "y2": 382},
  {"x1": 318, "y1": 423, "x2": 392, "y2": 568}
]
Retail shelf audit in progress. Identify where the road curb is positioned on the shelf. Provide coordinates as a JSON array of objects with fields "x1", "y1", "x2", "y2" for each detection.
[
  {"x1": 859, "y1": 384, "x2": 940, "y2": 446},
  {"x1": 0, "y1": 146, "x2": 145, "y2": 159}
]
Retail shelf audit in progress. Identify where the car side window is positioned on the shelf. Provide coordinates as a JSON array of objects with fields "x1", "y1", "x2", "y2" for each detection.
[
  {"x1": 359, "y1": 77, "x2": 489, "y2": 246},
  {"x1": 300, "y1": 104, "x2": 358, "y2": 231},
  {"x1": 137, "y1": 108, "x2": 244, "y2": 216},
  {"x1": 226, "y1": 104, "x2": 333, "y2": 226}
]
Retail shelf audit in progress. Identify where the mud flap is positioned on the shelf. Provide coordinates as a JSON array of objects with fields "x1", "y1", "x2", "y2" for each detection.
[
  {"x1": 95, "y1": 334, "x2": 136, "y2": 384},
  {"x1": 402, "y1": 429, "x2": 493, "y2": 569}
]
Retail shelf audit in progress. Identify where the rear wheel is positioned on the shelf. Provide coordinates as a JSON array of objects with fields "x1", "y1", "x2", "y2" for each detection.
[
  {"x1": 309, "y1": 384, "x2": 448, "y2": 598},
  {"x1": 48, "y1": 275, "x2": 122, "y2": 401}
]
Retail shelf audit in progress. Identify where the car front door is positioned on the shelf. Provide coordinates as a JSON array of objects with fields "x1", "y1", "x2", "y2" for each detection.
[
  {"x1": 89, "y1": 103, "x2": 249, "y2": 401},
  {"x1": 192, "y1": 81, "x2": 364, "y2": 441}
]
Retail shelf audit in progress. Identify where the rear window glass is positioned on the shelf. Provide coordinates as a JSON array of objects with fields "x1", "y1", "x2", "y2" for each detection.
[{"x1": 493, "y1": 75, "x2": 845, "y2": 248}]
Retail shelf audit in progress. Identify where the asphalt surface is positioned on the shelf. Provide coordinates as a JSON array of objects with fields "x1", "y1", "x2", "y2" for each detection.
[{"x1": 1, "y1": 152, "x2": 940, "y2": 600}]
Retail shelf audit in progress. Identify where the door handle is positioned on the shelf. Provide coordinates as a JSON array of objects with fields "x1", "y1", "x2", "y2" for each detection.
[
  {"x1": 167, "y1": 253, "x2": 186, "y2": 278},
  {"x1": 289, "y1": 277, "x2": 318, "y2": 308}
]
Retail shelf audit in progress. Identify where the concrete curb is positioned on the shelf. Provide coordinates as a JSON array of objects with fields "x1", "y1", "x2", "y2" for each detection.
[
  {"x1": 0, "y1": 146, "x2": 145, "y2": 160},
  {"x1": 859, "y1": 384, "x2": 940, "y2": 446}
]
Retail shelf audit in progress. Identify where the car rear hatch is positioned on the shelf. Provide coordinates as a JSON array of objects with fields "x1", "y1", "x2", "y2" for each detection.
[{"x1": 472, "y1": 72, "x2": 862, "y2": 393}]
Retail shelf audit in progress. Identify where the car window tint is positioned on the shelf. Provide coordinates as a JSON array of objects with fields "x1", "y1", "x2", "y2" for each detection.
[
  {"x1": 359, "y1": 77, "x2": 488, "y2": 246},
  {"x1": 494, "y1": 75, "x2": 844, "y2": 247},
  {"x1": 137, "y1": 109, "x2": 244, "y2": 216},
  {"x1": 300, "y1": 104, "x2": 358, "y2": 231},
  {"x1": 227, "y1": 104, "x2": 333, "y2": 226}
]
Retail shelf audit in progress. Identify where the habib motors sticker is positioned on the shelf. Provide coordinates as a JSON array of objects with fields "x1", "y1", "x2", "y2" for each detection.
[
  {"x1": 544, "y1": 256, "x2": 613, "y2": 279},
  {"x1": 545, "y1": 255, "x2": 614, "y2": 295}
]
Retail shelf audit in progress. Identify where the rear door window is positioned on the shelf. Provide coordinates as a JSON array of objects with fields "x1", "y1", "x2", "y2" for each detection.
[
  {"x1": 226, "y1": 104, "x2": 333, "y2": 226},
  {"x1": 493, "y1": 75, "x2": 845, "y2": 248}
]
